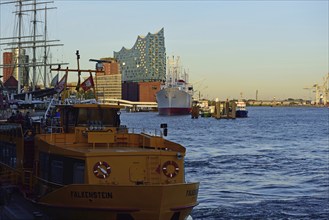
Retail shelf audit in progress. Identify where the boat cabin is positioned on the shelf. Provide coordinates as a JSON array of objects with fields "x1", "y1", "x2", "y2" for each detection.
[{"x1": 55, "y1": 104, "x2": 122, "y2": 133}]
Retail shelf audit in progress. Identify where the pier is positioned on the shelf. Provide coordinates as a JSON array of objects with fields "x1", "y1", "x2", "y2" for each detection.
[
  {"x1": 213, "y1": 100, "x2": 236, "y2": 119},
  {"x1": 102, "y1": 98, "x2": 158, "y2": 112}
]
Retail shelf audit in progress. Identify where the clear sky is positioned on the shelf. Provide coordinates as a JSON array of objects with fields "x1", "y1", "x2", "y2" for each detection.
[{"x1": 1, "y1": 0, "x2": 328, "y2": 100}]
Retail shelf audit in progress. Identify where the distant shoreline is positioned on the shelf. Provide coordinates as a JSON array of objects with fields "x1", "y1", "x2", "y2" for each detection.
[{"x1": 247, "y1": 104, "x2": 328, "y2": 108}]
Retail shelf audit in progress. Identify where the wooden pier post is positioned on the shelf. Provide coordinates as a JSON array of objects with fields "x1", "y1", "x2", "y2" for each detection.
[
  {"x1": 213, "y1": 100, "x2": 236, "y2": 119},
  {"x1": 231, "y1": 101, "x2": 236, "y2": 119},
  {"x1": 214, "y1": 101, "x2": 220, "y2": 119}
]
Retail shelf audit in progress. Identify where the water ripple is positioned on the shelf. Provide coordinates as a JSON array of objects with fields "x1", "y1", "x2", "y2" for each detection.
[{"x1": 121, "y1": 107, "x2": 329, "y2": 219}]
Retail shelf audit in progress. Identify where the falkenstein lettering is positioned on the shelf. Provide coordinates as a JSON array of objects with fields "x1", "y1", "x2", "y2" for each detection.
[
  {"x1": 71, "y1": 191, "x2": 112, "y2": 199},
  {"x1": 186, "y1": 189, "x2": 198, "y2": 197}
]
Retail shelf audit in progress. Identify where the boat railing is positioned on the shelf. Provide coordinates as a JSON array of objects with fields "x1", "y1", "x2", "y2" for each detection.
[
  {"x1": 35, "y1": 176, "x2": 64, "y2": 188},
  {"x1": 40, "y1": 127, "x2": 75, "y2": 144},
  {"x1": 47, "y1": 126, "x2": 64, "y2": 134},
  {"x1": 34, "y1": 176, "x2": 64, "y2": 196},
  {"x1": 22, "y1": 169, "x2": 33, "y2": 192},
  {"x1": 0, "y1": 123, "x2": 24, "y2": 140},
  {"x1": 44, "y1": 97, "x2": 55, "y2": 120},
  {"x1": 127, "y1": 127, "x2": 164, "y2": 137},
  {"x1": 0, "y1": 109, "x2": 12, "y2": 121},
  {"x1": 0, "y1": 163, "x2": 21, "y2": 186}
]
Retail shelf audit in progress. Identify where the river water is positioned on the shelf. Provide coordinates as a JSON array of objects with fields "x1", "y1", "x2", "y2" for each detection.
[{"x1": 121, "y1": 107, "x2": 329, "y2": 219}]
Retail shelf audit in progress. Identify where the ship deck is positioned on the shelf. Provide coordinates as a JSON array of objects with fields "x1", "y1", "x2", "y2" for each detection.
[{"x1": 53, "y1": 143, "x2": 168, "y2": 154}]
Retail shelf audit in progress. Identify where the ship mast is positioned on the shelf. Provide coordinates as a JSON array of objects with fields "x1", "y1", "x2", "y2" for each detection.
[
  {"x1": 32, "y1": 0, "x2": 37, "y2": 91},
  {"x1": 17, "y1": 0, "x2": 23, "y2": 93},
  {"x1": 0, "y1": 0, "x2": 67, "y2": 94},
  {"x1": 43, "y1": 4, "x2": 47, "y2": 87}
]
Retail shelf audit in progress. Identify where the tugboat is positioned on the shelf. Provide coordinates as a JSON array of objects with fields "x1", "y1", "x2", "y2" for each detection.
[
  {"x1": 235, "y1": 93, "x2": 248, "y2": 118},
  {"x1": 235, "y1": 101, "x2": 248, "y2": 118},
  {"x1": 0, "y1": 52, "x2": 199, "y2": 220}
]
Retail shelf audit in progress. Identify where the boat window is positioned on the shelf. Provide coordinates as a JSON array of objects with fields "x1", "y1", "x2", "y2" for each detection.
[
  {"x1": 39, "y1": 152, "x2": 85, "y2": 184},
  {"x1": 50, "y1": 160, "x2": 63, "y2": 184},
  {"x1": 0, "y1": 142, "x2": 16, "y2": 168},
  {"x1": 39, "y1": 152, "x2": 49, "y2": 180},
  {"x1": 67, "y1": 110, "x2": 77, "y2": 126},
  {"x1": 59, "y1": 107, "x2": 78, "y2": 132},
  {"x1": 77, "y1": 108, "x2": 120, "y2": 127},
  {"x1": 76, "y1": 108, "x2": 89, "y2": 125},
  {"x1": 9, "y1": 144, "x2": 16, "y2": 167},
  {"x1": 39, "y1": 153, "x2": 85, "y2": 185},
  {"x1": 73, "y1": 162, "x2": 85, "y2": 184}
]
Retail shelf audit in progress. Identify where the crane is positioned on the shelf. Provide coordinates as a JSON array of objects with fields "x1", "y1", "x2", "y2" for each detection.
[
  {"x1": 89, "y1": 59, "x2": 113, "y2": 71},
  {"x1": 303, "y1": 85, "x2": 315, "y2": 102},
  {"x1": 322, "y1": 73, "x2": 329, "y2": 105},
  {"x1": 303, "y1": 73, "x2": 329, "y2": 105}
]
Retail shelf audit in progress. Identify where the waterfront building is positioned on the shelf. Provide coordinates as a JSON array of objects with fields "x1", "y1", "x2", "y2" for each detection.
[
  {"x1": 2, "y1": 52, "x2": 13, "y2": 83},
  {"x1": 113, "y1": 28, "x2": 166, "y2": 83},
  {"x1": 95, "y1": 58, "x2": 122, "y2": 100},
  {"x1": 122, "y1": 82, "x2": 139, "y2": 101},
  {"x1": 2, "y1": 50, "x2": 29, "y2": 88},
  {"x1": 3, "y1": 76, "x2": 18, "y2": 94},
  {"x1": 121, "y1": 81, "x2": 160, "y2": 102},
  {"x1": 96, "y1": 74, "x2": 122, "y2": 100},
  {"x1": 138, "y1": 81, "x2": 160, "y2": 102}
]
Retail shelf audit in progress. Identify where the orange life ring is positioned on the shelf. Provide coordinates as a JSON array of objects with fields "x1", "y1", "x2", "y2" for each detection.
[
  {"x1": 93, "y1": 161, "x2": 111, "y2": 179},
  {"x1": 162, "y1": 160, "x2": 179, "y2": 178}
]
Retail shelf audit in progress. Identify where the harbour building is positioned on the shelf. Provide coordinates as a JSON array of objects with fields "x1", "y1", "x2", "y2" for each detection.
[
  {"x1": 95, "y1": 58, "x2": 122, "y2": 100},
  {"x1": 113, "y1": 28, "x2": 166, "y2": 83},
  {"x1": 2, "y1": 49, "x2": 29, "y2": 88},
  {"x1": 113, "y1": 28, "x2": 165, "y2": 102}
]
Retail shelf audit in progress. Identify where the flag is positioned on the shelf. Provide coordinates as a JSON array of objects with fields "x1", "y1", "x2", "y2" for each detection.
[
  {"x1": 55, "y1": 72, "x2": 67, "y2": 93},
  {"x1": 80, "y1": 75, "x2": 94, "y2": 91},
  {"x1": 50, "y1": 74, "x2": 59, "y2": 87}
]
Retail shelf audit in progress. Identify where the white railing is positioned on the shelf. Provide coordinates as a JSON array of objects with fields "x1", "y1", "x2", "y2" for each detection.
[{"x1": 127, "y1": 127, "x2": 164, "y2": 137}]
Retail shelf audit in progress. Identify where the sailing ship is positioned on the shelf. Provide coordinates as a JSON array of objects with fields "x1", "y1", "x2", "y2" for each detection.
[
  {"x1": 0, "y1": 52, "x2": 199, "y2": 220},
  {"x1": 156, "y1": 56, "x2": 194, "y2": 115},
  {"x1": 0, "y1": 0, "x2": 67, "y2": 121},
  {"x1": 0, "y1": 0, "x2": 66, "y2": 95}
]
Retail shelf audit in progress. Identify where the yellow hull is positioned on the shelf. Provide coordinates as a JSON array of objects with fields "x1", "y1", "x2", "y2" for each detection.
[
  {"x1": 36, "y1": 183, "x2": 199, "y2": 220},
  {"x1": 1, "y1": 102, "x2": 200, "y2": 219}
]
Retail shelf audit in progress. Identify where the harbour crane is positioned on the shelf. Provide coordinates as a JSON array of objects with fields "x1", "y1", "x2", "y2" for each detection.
[
  {"x1": 303, "y1": 85, "x2": 315, "y2": 101},
  {"x1": 322, "y1": 73, "x2": 329, "y2": 105},
  {"x1": 303, "y1": 73, "x2": 329, "y2": 105},
  {"x1": 303, "y1": 84, "x2": 321, "y2": 105}
]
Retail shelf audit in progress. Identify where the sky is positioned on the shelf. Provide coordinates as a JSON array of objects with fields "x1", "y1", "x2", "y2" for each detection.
[{"x1": 0, "y1": 0, "x2": 328, "y2": 100}]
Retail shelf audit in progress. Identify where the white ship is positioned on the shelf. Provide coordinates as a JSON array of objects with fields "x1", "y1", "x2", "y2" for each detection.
[{"x1": 156, "y1": 56, "x2": 193, "y2": 115}]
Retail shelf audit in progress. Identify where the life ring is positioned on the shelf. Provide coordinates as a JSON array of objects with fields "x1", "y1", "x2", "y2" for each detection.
[
  {"x1": 162, "y1": 160, "x2": 179, "y2": 178},
  {"x1": 93, "y1": 161, "x2": 111, "y2": 179}
]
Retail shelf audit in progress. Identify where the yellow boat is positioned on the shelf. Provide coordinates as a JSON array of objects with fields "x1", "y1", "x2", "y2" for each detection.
[{"x1": 0, "y1": 101, "x2": 199, "y2": 220}]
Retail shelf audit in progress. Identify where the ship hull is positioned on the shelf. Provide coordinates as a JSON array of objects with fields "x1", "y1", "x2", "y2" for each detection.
[
  {"x1": 35, "y1": 183, "x2": 199, "y2": 220},
  {"x1": 156, "y1": 88, "x2": 192, "y2": 116},
  {"x1": 158, "y1": 107, "x2": 191, "y2": 115},
  {"x1": 236, "y1": 110, "x2": 248, "y2": 118}
]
